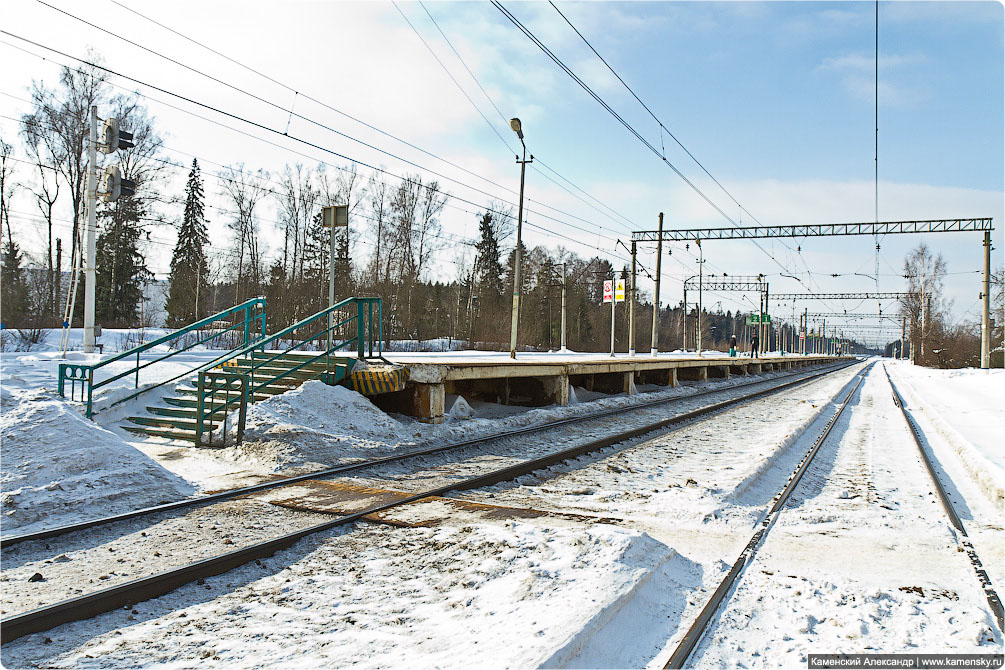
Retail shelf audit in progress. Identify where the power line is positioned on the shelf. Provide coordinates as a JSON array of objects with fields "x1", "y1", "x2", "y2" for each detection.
[
  {"x1": 29, "y1": 3, "x2": 625, "y2": 248},
  {"x1": 64, "y1": 0, "x2": 635, "y2": 250},
  {"x1": 0, "y1": 35, "x2": 632, "y2": 265},
  {"x1": 491, "y1": 1, "x2": 741, "y2": 228},
  {"x1": 409, "y1": 0, "x2": 639, "y2": 236},
  {"x1": 544, "y1": 1, "x2": 813, "y2": 272}
]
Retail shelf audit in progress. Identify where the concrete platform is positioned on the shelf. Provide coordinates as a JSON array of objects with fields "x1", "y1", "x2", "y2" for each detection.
[{"x1": 375, "y1": 351, "x2": 849, "y2": 423}]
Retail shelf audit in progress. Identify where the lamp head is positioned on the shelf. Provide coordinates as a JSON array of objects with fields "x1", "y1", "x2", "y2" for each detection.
[{"x1": 509, "y1": 117, "x2": 524, "y2": 139}]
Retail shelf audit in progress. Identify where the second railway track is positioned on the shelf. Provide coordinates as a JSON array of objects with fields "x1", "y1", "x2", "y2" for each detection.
[{"x1": 664, "y1": 362, "x2": 1003, "y2": 668}]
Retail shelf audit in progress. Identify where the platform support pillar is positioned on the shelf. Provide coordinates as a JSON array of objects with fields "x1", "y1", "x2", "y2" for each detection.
[
  {"x1": 668, "y1": 367, "x2": 678, "y2": 388},
  {"x1": 623, "y1": 372, "x2": 636, "y2": 395},
  {"x1": 411, "y1": 383, "x2": 444, "y2": 424},
  {"x1": 543, "y1": 374, "x2": 570, "y2": 406}
]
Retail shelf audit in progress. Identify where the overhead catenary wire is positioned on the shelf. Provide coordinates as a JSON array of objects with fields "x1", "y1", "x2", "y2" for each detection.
[
  {"x1": 1, "y1": 26, "x2": 757, "y2": 309},
  {"x1": 0, "y1": 35, "x2": 634, "y2": 266},
  {"x1": 27, "y1": 3, "x2": 629, "y2": 249},
  {"x1": 543, "y1": 1, "x2": 817, "y2": 272},
  {"x1": 491, "y1": 1, "x2": 743, "y2": 229},
  {"x1": 408, "y1": 0, "x2": 639, "y2": 236},
  {"x1": 64, "y1": 0, "x2": 637, "y2": 247}
]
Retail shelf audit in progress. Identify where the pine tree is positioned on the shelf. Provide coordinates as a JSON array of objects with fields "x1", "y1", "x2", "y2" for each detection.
[
  {"x1": 95, "y1": 202, "x2": 150, "y2": 326},
  {"x1": 166, "y1": 159, "x2": 210, "y2": 327},
  {"x1": 475, "y1": 212, "x2": 504, "y2": 299},
  {"x1": 1, "y1": 230, "x2": 28, "y2": 327}
]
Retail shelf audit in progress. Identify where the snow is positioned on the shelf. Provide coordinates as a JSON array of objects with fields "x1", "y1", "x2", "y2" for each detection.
[
  {"x1": 0, "y1": 374, "x2": 194, "y2": 535},
  {"x1": 886, "y1": 360, "x2": 1005, "y2": 505},
  {"x1": 244, "y1": 380, "x2": 414, "y2": 454},
  {"x1": 3, "y1": 346, "x2": 1003, "y2": 668},
  {"x1": 1, "y1": 520, "x2": 697, "y2": 670},
  {"x1": 692, "y1": 367, "x2": 1001, "y2": 665}
]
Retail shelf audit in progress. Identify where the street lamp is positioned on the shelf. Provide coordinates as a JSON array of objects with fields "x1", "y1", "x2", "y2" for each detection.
[{"x1": 509, "y1": 118, "x2": 532, "y2": 359}]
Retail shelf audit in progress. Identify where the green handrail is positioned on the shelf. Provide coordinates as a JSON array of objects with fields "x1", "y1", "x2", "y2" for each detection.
[
  {"x1": 193, "y1": 297, "x2": 382, "y2": 446},
  {"x1": 58, "y1": 297, "x2": 267, "y2": 417}
]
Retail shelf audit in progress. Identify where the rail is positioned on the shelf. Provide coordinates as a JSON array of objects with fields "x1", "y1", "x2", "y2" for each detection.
[
  {"x1": 0, "y1": 359, "x2": 850, "y2": 641},
  {"x1": 58, "y1": 297, "x2": 267, "y2": 417},
  {"x1": 192, "y1": 297, "x2": 381, "y2": 446}
]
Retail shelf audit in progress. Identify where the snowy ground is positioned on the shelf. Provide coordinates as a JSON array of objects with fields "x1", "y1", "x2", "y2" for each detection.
[
  {"x1": 1, "y1": 351, "x2": 1001, "y2": 668},
  {"x1": 692, "y1": 363, "x2": 1000, "y2": 666}
]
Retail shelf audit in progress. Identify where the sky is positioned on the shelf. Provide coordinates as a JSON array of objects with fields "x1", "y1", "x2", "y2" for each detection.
[{"x1": 1, "y1": 0, "x2": 1002, "y2": 346}]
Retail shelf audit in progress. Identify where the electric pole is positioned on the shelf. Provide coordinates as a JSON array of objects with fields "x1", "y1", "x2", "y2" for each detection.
[
  {"x1": 82, "y1": 106, "x2": 98, "y2": 354},
  {"x1": 696, "y1": 239, "x2": 703, "y2": 356},
  {"x1": 650, "y1": 212, "x2": 663, "y2": 355},
  {"x1": 981, "y1": 231, "x2": 991, "y2": 369},
  {"x1": 560, "y1": 261, "x2": 567, "y2": 352},
  {"x1": 629, "y1": 241, "x2": 636, "y2": 356}
]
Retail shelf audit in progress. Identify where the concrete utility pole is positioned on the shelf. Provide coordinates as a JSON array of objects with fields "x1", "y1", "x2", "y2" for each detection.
[
  {"x1": 696, "y1": 240, "x2": 703, "y2": 356},
  {"x1": 650, "y1": 212, "x2": 663, "y2": 355},
  {"x1": 629, "y1": 241, "x2": 636, "y2": 356},
  {"x1": 560, "y1": 262, "x2": 567, "y2": 352},
  {"x1": 609, "y1": 276, "x2": 616, "y2": 357},
  {"x1": 82, "y1": 105, "x2": 98, "y2": 354},
  {"x1": 508, "y1": 118, "x2": 531, "y2": 359},
  {"x1": 981, "y1": 231, "x2": 991, "y2": 369},
  {"x1": 901, "y1": 316, "x2": 906, "y2": 360},
  {"x1": 682, "y1": 288, "x2": 687, "y2": 352},
  {"x1": 920, "y1": 264, "x2": 926, "y2": 364}
]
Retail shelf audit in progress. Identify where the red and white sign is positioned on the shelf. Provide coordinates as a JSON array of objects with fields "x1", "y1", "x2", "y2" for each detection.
[{"x1": 602, "y1": 280, "x2": 613, "y2": 303}]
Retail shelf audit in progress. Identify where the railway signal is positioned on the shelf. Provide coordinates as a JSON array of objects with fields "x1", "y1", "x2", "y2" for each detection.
[
  {"x1": 100, "y1": 165, "x2": 135, "y2": 202},
  {"x1": 99, "y1": 117, "x2": 134, "y2": 153},
  {"x1": 82, "y1": 107, "x2": 135, "y2": 354}
]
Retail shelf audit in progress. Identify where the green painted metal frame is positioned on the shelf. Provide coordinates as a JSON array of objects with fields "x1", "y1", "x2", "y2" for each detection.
[
  {"x1": 58, "y1": 297, "x2": 267, "y2": 417},
  {"x1": 195, "y1": 370, "x2": 249, "y2": 447},
  {"x1": 193, "y1": 297, "x2": 381, "y2": 446}
]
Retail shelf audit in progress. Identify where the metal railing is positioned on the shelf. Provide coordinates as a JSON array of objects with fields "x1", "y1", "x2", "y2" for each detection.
[
  {"x1": 58, "y1": 297, "x2": 267, "y2": 417},
  {"x1": 193, "y1": 297, "x2": 381, "y2": 446}
]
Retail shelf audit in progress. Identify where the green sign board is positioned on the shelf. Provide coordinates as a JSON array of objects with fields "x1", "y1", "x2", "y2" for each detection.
[{"x1": 745, "y1": 314, "x2": 771, "y2": 325}]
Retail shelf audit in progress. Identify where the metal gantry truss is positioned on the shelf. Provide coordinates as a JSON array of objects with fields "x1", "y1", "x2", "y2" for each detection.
[
  {"x1": 772, "y1": 292, "x2": 908, "y2": 301},
  {"x1": 682, "y1": 276, "x2": 765, "y2": 292},
  {"x1": 805, "y1": 312, "x2": 897, "y2": 318},
  {"x1": 631, "y1": 218, "x2": 993, "y2": 242}
]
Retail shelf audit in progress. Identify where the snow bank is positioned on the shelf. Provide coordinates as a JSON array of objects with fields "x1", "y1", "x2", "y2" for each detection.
[
  {"x1": 887, "y1": 362, "x2": 1005, "y2": 506},
  {"x1": 2, "y1": 520, "x2": 692, "y2": 669},
  {"x1": 238, "y1": 381, "x2": 415, "y2": 469},
  {"x1": 0, "y1": 386, "x2": 194, "y2": 534}
]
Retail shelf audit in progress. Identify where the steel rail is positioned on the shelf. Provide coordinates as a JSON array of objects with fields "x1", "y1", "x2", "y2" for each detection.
[
  {"x1": 883, "y1": 365, "x2": 1005, "y2": 633},
  {"x1": 1, "y1": 360, "x2": 852, "y2": 549},
  {"x1": 665, "y1": 364, "x2": 872, "y2": 668},
  {"x1": 0, "y1": 361, "x2": 859, "y2": 643}
]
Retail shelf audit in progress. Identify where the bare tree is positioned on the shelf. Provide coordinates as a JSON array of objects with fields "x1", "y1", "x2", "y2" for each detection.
[
  {"x1": 21, "y1": 57, "x2": 109, "y2": 319},
  {"x1": 222, "y1": 164, "x2": 269, "y2": 301},
  {"x1": 900, "y1": 242, "x2": 947, "y2": 366},
  {"x1": 0, "y1": 139, "x2": 16, "y2": 259}
]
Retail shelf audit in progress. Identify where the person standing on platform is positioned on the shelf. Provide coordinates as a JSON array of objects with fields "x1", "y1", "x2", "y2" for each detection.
[
  {"x1": 729, "y1": 335, "x2": 737, "y2": 357},
  {"x1": 751, "y1": 334, "x2": 760, "y2": 358}
]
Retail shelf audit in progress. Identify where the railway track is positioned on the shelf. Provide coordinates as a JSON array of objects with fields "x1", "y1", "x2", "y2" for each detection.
[
  {"x1": 1, "y1": 359, "x2": 858, "y2": 643},
  {"x1": 663, "y1": 362, "x2": 1003, "y2": 668},
  {"x1": 2, "y1": 359, "x2": 852, "y2": 550},
  {"x1": 884, "y1": 364, "x2": 1005, "y2": 633}
]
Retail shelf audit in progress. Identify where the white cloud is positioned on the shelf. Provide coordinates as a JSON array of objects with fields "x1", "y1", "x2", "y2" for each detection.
[{"x1": 815, "y1": 51, "x2": 929, "y2": 106}]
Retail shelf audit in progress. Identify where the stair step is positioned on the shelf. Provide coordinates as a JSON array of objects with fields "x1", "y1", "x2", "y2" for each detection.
[
  {"x1": 145, "y1": 406, "x2": 197, "y2": 418},
  {"x1": 123, "y1": 425, "x2": 198, "y2": 443},
  {"x1": 226, "y1": 363, "x2": 345, "y2": 377},
  {"x1": 128, "y1": 416, "x2": 219, "y2": 431}
]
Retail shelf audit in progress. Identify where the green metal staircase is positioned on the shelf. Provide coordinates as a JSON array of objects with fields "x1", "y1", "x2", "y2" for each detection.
[
  {"x1": 122, "y1": 352, "x2": 356, "y2": 443},
  {"x1": 60, "y1": 297, "x2": 383, "y2": 447}
]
